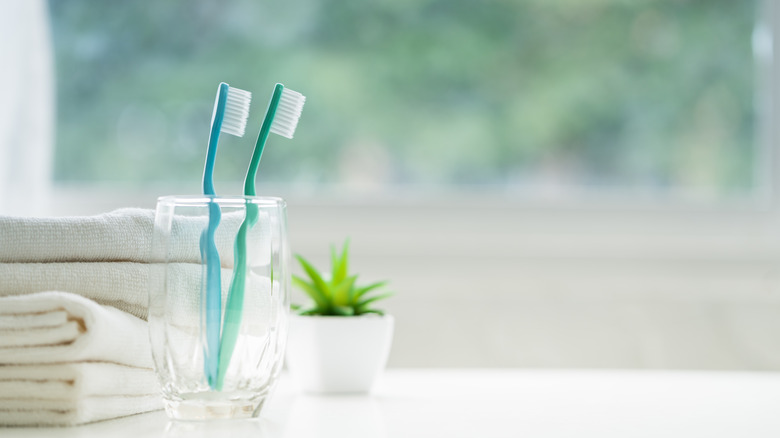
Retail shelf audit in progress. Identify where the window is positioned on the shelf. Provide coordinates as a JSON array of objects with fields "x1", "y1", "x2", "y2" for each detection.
[
  {"x1": 49, "y1": 0, "x2": 763, "y2": 203},
  {"x1": 41, "y1": 1, "x2": 780, "y2": 369}
]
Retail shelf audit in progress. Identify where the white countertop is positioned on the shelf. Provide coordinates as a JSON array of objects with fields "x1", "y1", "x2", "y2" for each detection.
[{"x1": 4, "y1": 369, "x2": 780, "y2": 437}]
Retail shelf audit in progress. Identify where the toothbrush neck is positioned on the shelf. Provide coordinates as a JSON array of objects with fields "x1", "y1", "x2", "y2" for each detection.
[
  {"x1": 244, "y1": 85, "x2": 283, "y2": 196},
  {"x1": 243, "y1": 136, "x2": 265, "y2": 197},
  {"x1": 203, "y1": 141, "x2": 218, "y2": 195},
  {"x1": 203, "y1": 83, "x2": 229, "y2": 196}
]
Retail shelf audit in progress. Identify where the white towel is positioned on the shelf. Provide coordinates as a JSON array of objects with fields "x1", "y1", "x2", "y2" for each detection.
[
  {"x1": 0, "y1": 208, "x2": 157, "y2": 264},
  {"x1": 0, "y1": 262, "x2": 237, "y2": 320},
  {"x1": 0, "y1": 363, "x2": 159, "y2": 398},
  {"x1": 0, "y1": 395, "x2": 162, "y2": 427},
  {"x1": 0, "y1": 291, "x2": 153, "y2": 367},
  {"x1": 0, "y1": 363, "x2": 162, "y2": 426},
  {"x1": 0, "y1": 207, "x2": 269, "y2": 267},
  {"x1": 0, "y1": 292, "x2": 163, "y2": 426}
]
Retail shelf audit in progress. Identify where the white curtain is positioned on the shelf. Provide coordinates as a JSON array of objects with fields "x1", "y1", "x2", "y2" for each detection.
[{"x1": 0, "y1": 0, "x2": 54, "y2": 216}]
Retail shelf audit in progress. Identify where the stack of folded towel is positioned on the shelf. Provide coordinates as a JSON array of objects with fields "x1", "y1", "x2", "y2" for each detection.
[
  {"x1": 0, "y1": 292, "x2": 161, "y2": 426},
  {"x1": 0, "y1": 208, "x2": 246, "y2": 319},
  {"x1": 0, "y1": 208, "x2": 245, "y2": 426}
]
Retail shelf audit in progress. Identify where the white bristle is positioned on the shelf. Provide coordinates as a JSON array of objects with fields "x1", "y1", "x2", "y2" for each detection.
[
  {"x1": 221, "y1": 86, "x2": 252, "y2": 137},
  {"x1": 270, "y1": 87, "x2": 306, "y2": 139}
]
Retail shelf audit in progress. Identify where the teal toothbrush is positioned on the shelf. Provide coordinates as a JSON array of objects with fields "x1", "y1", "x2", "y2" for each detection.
[
  {"x1": 216, "y1": 83, "x2": 305, "y2": 389},
  {"x1": 201, "y1": 82, "x2": 251, "y2": 389}
]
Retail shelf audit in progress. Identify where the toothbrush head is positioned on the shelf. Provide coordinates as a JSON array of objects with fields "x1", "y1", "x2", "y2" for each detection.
[
  {"x1": 270, "y1": 86, "x2": 306, "y2": 139},
  {"x1": 221, "y1": 85, "x2": 252, "y2": 137},
  {"x1": 203, "y1": 83, "x2": 252, "y2": 197}
]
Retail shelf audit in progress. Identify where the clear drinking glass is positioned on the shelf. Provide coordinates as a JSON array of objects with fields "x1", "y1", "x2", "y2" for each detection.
[{"x1": 148, "y1": 195, "x2": 290, "y2": 420}]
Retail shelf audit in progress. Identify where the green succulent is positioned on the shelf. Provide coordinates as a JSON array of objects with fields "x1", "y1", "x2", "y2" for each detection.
[{"x1": 292, "y1": 240, "x2": 392, "y2": 316}]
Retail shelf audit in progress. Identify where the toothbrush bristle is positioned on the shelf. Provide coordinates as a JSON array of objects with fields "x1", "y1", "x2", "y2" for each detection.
[
  {"x1": 221, "y1": 86, "x2": 252, "y2": 137},
  {"x1": 270, "y1": 88, "x2": 306, "y2": 139}
]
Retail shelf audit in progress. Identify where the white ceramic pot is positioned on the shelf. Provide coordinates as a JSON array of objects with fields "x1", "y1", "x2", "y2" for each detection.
[{"x1": 285, "y1": 314, "x2": 394, "y2": 393}]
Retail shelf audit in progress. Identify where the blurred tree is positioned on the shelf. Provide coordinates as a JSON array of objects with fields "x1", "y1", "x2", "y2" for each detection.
[{"x1": 49, "y1": 0, "x2": 757, "y2": 198}]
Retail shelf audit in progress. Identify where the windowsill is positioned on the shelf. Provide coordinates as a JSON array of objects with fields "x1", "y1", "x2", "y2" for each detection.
[{"x1": 49, "y1": 183, "x2": 780, "y2": 263}]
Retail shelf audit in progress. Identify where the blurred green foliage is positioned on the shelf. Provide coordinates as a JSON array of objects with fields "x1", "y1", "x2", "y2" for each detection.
[{"x1": 49, "y1": 0, "x2": 757, "y2": 198}]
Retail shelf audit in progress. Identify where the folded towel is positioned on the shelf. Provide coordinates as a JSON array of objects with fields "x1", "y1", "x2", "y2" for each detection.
[
  {"x1": 0, "y1": 208, "x2": 156, "y2": 264},
  {"x1": 0, "y1": 208, "x2": 269, "y2": 267},
  {"x1": 0, "y1": 395, "x2": 162, "y2": 427},
  {"x1": 0, "y1": 291, "x2": 153, "y2": 367},
  {"x1": 0, "y1": 292, "x2": 163, "y2": 426},
  {"x1": 0, "y1": 262, "x2": 233, "y2": 320},
  {"x1": 0, "y1": 363, "x2": 159, "y2": 399},
  {"x1": 0, "y1": 363, "x2": 162, "y2": 426}
]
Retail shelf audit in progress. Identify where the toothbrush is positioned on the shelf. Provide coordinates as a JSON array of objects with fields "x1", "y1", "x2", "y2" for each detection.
[
  {"x1": 201, "y1": 82, "x2": 251, "y2": 389},
  {"x1": 216, "y1": 83, "x2": 305, "y2": 389}
]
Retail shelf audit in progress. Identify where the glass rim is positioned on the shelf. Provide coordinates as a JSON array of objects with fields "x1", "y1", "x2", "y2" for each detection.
[{"x1": 156, "y1": 194, "x2": 286, "y2": 207}]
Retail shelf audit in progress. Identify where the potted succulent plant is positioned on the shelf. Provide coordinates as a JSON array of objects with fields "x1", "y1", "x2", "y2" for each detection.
[{"x1": 285, "y1": 240, "x2": 393, "y2": 393}]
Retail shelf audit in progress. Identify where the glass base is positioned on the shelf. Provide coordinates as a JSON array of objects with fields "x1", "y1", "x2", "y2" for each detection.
[{"x1": 164, "y1": 393, "x2": 267, "y2": 421}]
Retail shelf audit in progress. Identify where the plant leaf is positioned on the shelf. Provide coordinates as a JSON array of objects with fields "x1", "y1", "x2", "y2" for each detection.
[
  {"x1": 355, "y1": 292, "x2": 393, "y2": 311},
  {"x1": 352, "y1": 281, "x2": 389, "y2": 302},
  {"x1": 295, "y1": 255, "x2": 331, "y2": 299},
  {"x1": 331, "y1": 239, "x2": 350, "y2": 285},
  {"x1": 346, "y1": 275, "x2": 361, "y2": 303},
  {"x1": 292, "y1": 274, "x2": 329, "y2": 309},
  {"x1": 331, "y1": 305, "x2": 355, "y2": 316},
  {"x1": 356, "y1": 308, "x2": 385, "y2": 316},
  {"x1": 332, "y1": 275, "x2": 357, "y2": 307}
]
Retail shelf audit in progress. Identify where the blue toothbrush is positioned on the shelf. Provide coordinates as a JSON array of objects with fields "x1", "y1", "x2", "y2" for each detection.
[
  {"x1": 201, "y1": 82, "x2": 251, "y2": 389},
  {"x1": 216, "y1": 83, "x2": 305, "y2": 389}
]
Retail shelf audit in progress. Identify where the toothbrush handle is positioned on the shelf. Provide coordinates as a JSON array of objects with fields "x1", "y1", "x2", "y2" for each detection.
[
  {"x1": 215, "y1": 202, "x2": 259, "y2": 389},
  {"x1": 203, "y1": 201, "x2": 222, "y2": 387},
  {"x1": 200, "y1": 83, "x2": 227, "y2": 389},
  {"x1": 216, "y1": 84, "x2": 283, "y2": 388}
]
